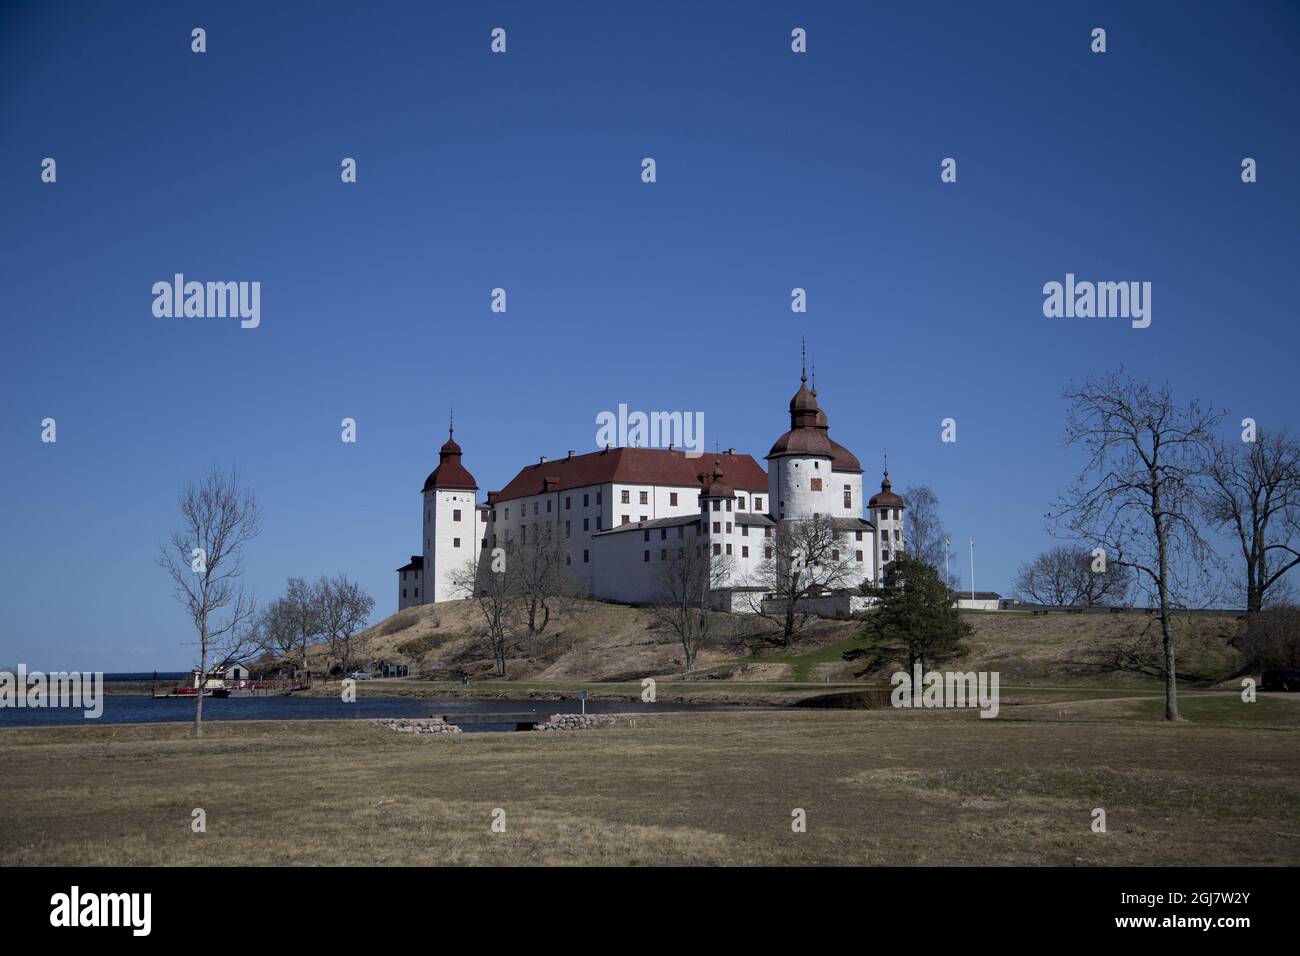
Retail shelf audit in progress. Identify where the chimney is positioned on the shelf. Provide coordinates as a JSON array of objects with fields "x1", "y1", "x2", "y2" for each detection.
[
  {"x1": 539, "y1": 455, "x2": 547, "y2": 464},
  {"x1": 567, "y1": 449, "x2": 575, "y2": 460}
]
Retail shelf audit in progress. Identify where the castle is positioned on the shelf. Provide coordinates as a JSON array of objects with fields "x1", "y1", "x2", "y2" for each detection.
[{"x1": 396, "y1": 365, "x2": 905, "y2": 610}]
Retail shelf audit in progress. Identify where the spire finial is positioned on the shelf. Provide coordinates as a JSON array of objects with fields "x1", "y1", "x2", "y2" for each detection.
[
  {"x1": 810, "y1": 357, "x2": 817, "y2": 396},
  {"x1": 449, "y1": 408, "x2": 454, "y2": 438},
  {"x1": 801, "y1": 338, "x2": 807, "y2": 383}
]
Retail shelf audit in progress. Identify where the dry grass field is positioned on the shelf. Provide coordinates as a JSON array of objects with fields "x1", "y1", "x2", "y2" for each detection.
[{"x1": 2, "y1": 694, "x2": 1296, "y2": 866}]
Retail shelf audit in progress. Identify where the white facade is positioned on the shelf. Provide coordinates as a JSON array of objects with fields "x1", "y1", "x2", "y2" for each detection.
[{"x1": 398, "y1": 370, "x2": 905, "y2": 611}]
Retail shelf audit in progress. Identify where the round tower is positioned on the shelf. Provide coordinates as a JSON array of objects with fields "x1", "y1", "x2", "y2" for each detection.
[
  {"x1": 868, "y1": 467, "x2": 905, "y2": 583},
  {"x1": 422, "y1": 425, "x2": 479, "y2": 603},
  {"x1": 765, "y1": 366, "x2": 834, "y2": 520},
  {"x1": 698, "y1": 460, "x2": 737, "y2": 583}
]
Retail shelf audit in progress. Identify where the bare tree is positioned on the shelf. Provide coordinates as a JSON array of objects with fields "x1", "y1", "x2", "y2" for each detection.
[
  {"x1": 649, "y1": 537, "x2": 733, "y2": 672},
  {"x1": 157, "y1": 467, "x2": 263, "y2": 737},
  {"x1": 1049, "y1": 370, "x2": 1221, "y2": 720},
  {"x1": 900, "y1": 485, "x2": 951, "y2": 583},
  {"x1": 450, "y1": 550, "x2": 517, "y2": 677},
  {"x1": 1201, "y1": 430, "x2": 1300, "y2": 616},
  {"x1": 259, "y1": 596, "x2": 298, "y2": 665},
  {"x1": 318, "y1": 574, "x2": 377, "y2": 676},
  {"x1": 512, "y1": 520, "x2": 578, "y2": 647},
  {"x1": 746, "y1": 515, "x2": 860, "y2": 646},
  {"x1": 1013, "y1": 545, "x2": 1132, "y2": 607},
  {"x1": 281, "y1": 577, "x2": 322, "y2": 675}
]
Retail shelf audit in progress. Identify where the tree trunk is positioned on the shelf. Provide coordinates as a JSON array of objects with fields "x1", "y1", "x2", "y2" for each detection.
[
  {"x1": 194, "y1": 638, "x2": 207, "y2": 739},
  {"x1": 1155, "y1": 501, "x2": 1180, "y2": 721}
]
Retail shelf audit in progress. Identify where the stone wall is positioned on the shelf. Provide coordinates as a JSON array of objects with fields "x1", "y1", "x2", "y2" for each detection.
[
  {"x1": 375, "y1": 717, "x2": 462, "y2": 734},
  {"x1": 533, "y1": 713, "x2": 617, "y2": 731}
]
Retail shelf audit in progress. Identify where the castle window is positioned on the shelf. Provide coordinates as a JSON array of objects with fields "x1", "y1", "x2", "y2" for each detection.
[
  {"x1": 402, "y1": 588, "x2": 407, "y2": 599},
  {"x1": 831, "y1": 549, "x2": 839, "y2": 561},
  {"x1": 491, "y1": 510, "x2": 496, "y2": 521},
  {"x1": 622, "y1": 515, "x2": 630, "y2": 525},
  {"x1": 670, "y1": 492, "x2": 678, "y2": 506},
  {"x1": 880, "y1": 509, "x2": 888, "y2": 521},
  {"x1": 565, "y1": 496, "x2": 571, "y2": 510},
  {"x1": 643, "y1": 530, "x2": 650, "y2": 542},
  {"x1": 738, "y1": 497, "x2": 746, "y2": 509},
  {"x1": 713, "y1": 522, "x2": 721, "y2": 534},
  {"x1": 844, "y1": 486, "x2": 852, "y2": 509},
  {"x1": 584, "y1": 518, "x2": 589, "y2": 531},
  {"x1": 742, "y1": 526, "x2": 748, "y2": 537},
  {"x1": 810, "y1": 478, "x2": 822, "y2": 492},
  {"x1": 414, "y1": 588, "x2": 418, "y2": 597},
  {"x1": 893, "y1": 509, "x2": 900, "y2": 520},
  {"x1": 742, "y1": 546, "x2": 749, "y2": 558},
  {"x1": 640, "y1": 515, "x2": 647, "y2": 523},
  {"x1": 883, "y1": 550, "x2": 891, "y2": 562},
  {"x1": 596, "y1": 491, "x2": 602, "y2": 504},
  {"x1": 713, "y1": 544, "x2": 722, "y2": 556},
  {"x1": 453, "y1": 509, "x2": 461, "y2": 521},
  {"x1": 755, "y1": 497, "x2": 763, "y2": 510},
  {"x1": 726, "y1": 544, "x2": 732, "y2": 555},
  {"x1": 533, "y1": 502, "x2": 539, "y2": 515},
  {"x1": 660, "y1": 549, "x2": 667, "y2": 561},
  {"x1": 660, "y1": 528, "x2": 667, "y2": 540},
  {"x1": 726, "y1": 523, "x2": 732, "y2": 533},
  {"x1": 765, "y1": 527, "x2": 772, "y2": 538},
  {"x1": 597, "y1": 517, "x2": 602, "y2": 529},
  {"x1": 521, "y1": 527, "x2": 526, "y2": 543},
  {"x1": 584, "y1": 494, "x2": 589, "y2": 507},
  {"x1": 505, "y1": 508, "x2": 510, "y2": 519},
  {"x1": 856, "y1": 551, "x2": 864, "y2": 562},
  {"x1": 566, "y1": 554, "x2": 571, "y2": 566},
  {"x1": 621, "y1": 490, "x2": 630, "y2": 504},
  {"x1": 765, "y1": 547, "x2": 773, "y2": 559},
  {"x1": 639, "y1": 491, "x2": 648, "y2": 505},
  {"x1": 583, "y1": 550, "x2": 589, "y2": 563},
  {"x1": 815, "y1": 461, "x2": 820, "y2": 469},
  {"x1": 644, "y1": 550, "x2": 650, "y2": 562},
  {"x1": 677, "y1": 526, "x2": 685, "y2": 539},
  {"x1": 565, "y1": 521, "x2": 571, "y2": 538},
  {"x1": 546, "y1": 500, "x2": 552, "y2": 513},
  {"x1": 726, "y1": 499, "x2": 732, "y2": 512},
  {"x1": 855, "y1": 531, "x2": 863, "y2": 541},
  {"x1": 712, "y1": 500, "x2": 720, "y2": 512}
]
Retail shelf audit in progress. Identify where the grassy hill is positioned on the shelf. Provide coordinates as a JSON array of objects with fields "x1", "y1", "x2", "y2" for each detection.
[{"x1": 307, "y1": 599, "x2": 1246, "y2": 690}]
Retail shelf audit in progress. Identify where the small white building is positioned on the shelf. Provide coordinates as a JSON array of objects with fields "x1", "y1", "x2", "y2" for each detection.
[{"x1": 955, "y1": 591, "x2": 1003, "y2": 611}]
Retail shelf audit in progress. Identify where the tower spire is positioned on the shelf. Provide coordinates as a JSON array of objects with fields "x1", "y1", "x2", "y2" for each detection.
[
  {"x1": 448, "y1": 408, "x2": 454, "y2": 439},
  {"x1": 801, "y1": 338, "x2": 807, "y2": 383}
]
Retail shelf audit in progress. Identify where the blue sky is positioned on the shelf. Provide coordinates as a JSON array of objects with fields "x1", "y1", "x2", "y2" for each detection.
[{"x1": 1, "y1": 1, "x2": 1297, "y2": 670}]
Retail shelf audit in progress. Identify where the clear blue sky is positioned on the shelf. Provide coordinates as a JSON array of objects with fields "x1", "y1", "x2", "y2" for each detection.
[{"x1": 2, "y1": 1, "x2": 1297, "y2": 670}]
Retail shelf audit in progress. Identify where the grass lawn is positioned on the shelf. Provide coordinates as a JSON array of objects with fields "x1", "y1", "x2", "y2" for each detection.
[{"x1": 1, "y1": 697, "x2": 1296, "y2": 866}]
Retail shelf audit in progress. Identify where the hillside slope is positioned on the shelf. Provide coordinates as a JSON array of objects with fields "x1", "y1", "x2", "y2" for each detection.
[{"x1": 307, "y1": 600, "x2": 1245, "y2": 687}]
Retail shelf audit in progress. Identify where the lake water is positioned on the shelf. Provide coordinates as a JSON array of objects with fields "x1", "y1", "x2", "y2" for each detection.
[{"x1": 0, "y1": 694, "x2": 750, "y2": 731}]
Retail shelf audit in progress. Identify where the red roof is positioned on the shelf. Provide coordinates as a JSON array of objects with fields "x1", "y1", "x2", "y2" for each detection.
[
  {"x1": 423, "y1": 432, "x2": 478, "y2": 492},
  {"x1": 493, "y1": 447, "x2": 767, "y2": 503}
]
